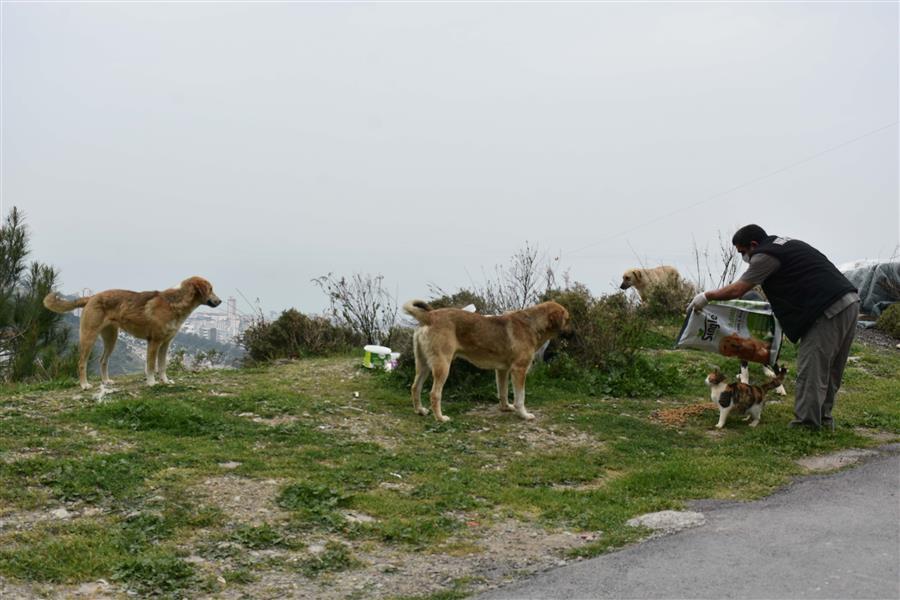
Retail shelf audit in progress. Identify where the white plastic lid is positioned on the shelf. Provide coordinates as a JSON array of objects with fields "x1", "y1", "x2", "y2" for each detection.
[{"x1": 364, "y1": 345, "x2": 391, "y2": 354}]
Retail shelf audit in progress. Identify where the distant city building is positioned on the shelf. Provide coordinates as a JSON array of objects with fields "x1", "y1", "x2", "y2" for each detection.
[{"x1": 179, "y1": 296, "x2": 253, "y2": 344}]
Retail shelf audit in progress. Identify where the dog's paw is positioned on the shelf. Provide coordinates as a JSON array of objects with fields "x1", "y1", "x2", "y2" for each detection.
[
  {"x1": 499, "y1": 404, "x2": 515, "y2": 412},
  {"x1": 80, "y1": 382, "x2": 93, "y2": 391},
  {"x1": 436, "y1": 415, "x2": 451, "y2": 423},
  {"x1": 749, "y1": 421, "x2": 760, "y2": 428},
  {"x1": 161, "y1": 377, "x2": 174, "y2": 385},
  {"x1": 715, "y1": 423, "x2": 724, "y2": 429},
  {"x1": 518, "y1": 412, "x2": 536, "y2": 421},
  {"x1": 145, "y1": 379, "x2": 158, "y2": 387},
  {"x1": 416, "y1": 407, "x2": 429, "y2": 416}
]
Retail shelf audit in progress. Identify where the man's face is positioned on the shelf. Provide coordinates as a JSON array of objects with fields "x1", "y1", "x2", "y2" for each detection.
[{"x1": 735, "y1": 241, "x2": 758, "y2": 264}]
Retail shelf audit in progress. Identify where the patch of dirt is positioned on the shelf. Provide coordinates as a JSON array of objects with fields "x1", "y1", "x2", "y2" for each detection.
[
  {"x1": 853, "y1": 428, "x2": 899, "y2": 443},
  {"x1": 69, "y1": 425, "x2": 137, "y2": 455},
  {"x1": 512, "y1": 426, "x2": 605, "y2": 452},
  {"x1": 317, "y1": 408, "x2": 405, "y2": 451},
  {"x1": 0, "y1": 578, "x2": 122, "y2": 599},
  {"x1": 0, "y1": 448, "x2": 50, "y2": 464},
  {"x1": 237, "y1": 413, "x2": 300, "y2": 427},
  {"x1": 195, "y1": 476, "x2": 288, "y2": 525},
  {"x1": 197, "y1": 517, "x2": 603, "y2": 600},
  {"x1": 550, "y1": 468, "x2": 625, "y2": 492},
  {"x1": 795, "y1": 448, "x2": 879, "y2": 472},
  {"x1": 855, "y1": 326, "x2": 899, "y2": 350},
  {"x1": 0, "y1": 505, "x2": 105, "y2": 533},
  {"x1": 650, "y1": 403, "x2": 717, "y2": 427},
  {"x1": 466, "y1": 406, "x2": 606, "y2": 451}
]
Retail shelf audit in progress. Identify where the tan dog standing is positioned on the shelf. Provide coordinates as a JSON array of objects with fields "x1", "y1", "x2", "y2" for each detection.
[
  {"x1": 619, "y1": 265, "x2": 682, "y2": 299},
  {"x1": 43, "y1": 277, "x2": 221, "y2": 390},
  {"x1": 403, "y1": 300, "x2": 569, "y2": 422}
]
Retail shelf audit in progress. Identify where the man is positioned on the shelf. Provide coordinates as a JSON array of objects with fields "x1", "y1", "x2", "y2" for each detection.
[{"x1": 687, "y1": 225, "x2": 859, "y2": 430}]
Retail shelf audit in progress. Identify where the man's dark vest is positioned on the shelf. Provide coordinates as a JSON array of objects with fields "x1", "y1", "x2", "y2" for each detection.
[{"x1": 751, "y1": 235, "x2": 857, "y2": 342}]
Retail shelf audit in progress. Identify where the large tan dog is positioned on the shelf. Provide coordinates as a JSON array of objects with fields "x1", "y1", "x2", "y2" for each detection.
[
  {"x1": 43, "y1": 277, "x2": 221, "y2": 390},
  {"x1": 619, "y1": 265, "x2": 681, "y2": 299},
  {"x1": 403, "y1": 300, "x2": 570, "y2": 422}
]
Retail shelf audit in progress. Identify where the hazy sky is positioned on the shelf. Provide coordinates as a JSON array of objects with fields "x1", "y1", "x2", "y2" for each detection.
[{"x1": 3, "y1": 2, "x2": 898, "y2": 317}]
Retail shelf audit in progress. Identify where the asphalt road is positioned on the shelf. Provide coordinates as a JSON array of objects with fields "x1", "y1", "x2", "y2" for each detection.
[{"x1": 478, "y1": 445, "x2": 900, "y2": 600}]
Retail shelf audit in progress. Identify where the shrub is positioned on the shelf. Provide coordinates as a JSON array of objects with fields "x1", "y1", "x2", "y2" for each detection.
[
  {"x1": 426, "y1": 288, "x2": 489, "y2": 312},
  {"x1": 875, "y1": 303, "x2": 900, "y2": 339},
  {"x1": 313, "y1": 272, "x2": 398, "y2": 345},
  {"x1": 546, "y1": 284, "x2": 647, "y2": 371},
  {"x1": 639, "y1": 272, "x2": 696, "y2": 320},
  {"x1": 239, "y1": 309, "x2": 362, "y2": 363}
]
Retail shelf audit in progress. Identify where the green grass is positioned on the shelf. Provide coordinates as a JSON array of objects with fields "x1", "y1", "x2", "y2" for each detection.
[{"x1": 0, "y1": 336, "x2": 897, "y2": 597}]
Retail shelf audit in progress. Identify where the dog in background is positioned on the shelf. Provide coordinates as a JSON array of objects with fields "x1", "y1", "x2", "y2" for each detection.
[
  {"x1": 403, "y1": 299, "x2": 570, "y2": 422},
  {"x1": 619, "y1": 265, "x2": 683, "y2": 299},
  {"x1": 43, "y1": 277, "x2": 221, "y2": 390}
]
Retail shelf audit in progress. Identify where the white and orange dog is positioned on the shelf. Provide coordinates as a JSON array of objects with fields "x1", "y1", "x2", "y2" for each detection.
[
  {"x1": 44, "y1": 277, "x2": 221, "y2": 390},
  {"x1": 403, "y1": 300, "x2": 569, "y2": 422}
]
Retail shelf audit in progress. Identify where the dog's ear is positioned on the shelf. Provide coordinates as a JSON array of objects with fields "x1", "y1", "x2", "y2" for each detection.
[
  {"x1": 188, "y1": 277, "x2": 212, "y2": 299},
  {"x1": 548, "y1": 304, "x2": 569, "y2": 331},
  {"x1": 634, "y1": 271, "x2": 643, "y2": 282}
]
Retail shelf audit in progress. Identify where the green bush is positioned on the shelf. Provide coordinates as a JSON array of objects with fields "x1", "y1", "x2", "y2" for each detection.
[
  {"x1": 875, "y1": 303, "x2": 900, "y2": 339},
  {"x1": 239, "y1": 309, "x2": 362, "y2": 363},
  {"x1": 639, "y1": 272, "x2": 696, "y2": 319},
  {"x1": 546, "y1": 284, "x2": 647, "y2": 370},
  {"x1": 427, "y1": 289, "x2": 490, "y2": 312}
]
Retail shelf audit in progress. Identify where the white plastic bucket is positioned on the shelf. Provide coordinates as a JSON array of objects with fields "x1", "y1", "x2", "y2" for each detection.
[{"x1": 363, "y1": 345, "x2": 392, "y2": 369}]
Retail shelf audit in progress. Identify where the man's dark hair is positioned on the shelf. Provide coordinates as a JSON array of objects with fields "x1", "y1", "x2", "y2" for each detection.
[{"x1": 732, "y1": 224, "x2": 768, "y2": 247}]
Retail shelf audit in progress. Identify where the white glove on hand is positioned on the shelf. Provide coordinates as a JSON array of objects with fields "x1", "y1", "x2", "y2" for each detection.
[{"x1": 687, "y1": 292, "x2": 709, "y2": 313}]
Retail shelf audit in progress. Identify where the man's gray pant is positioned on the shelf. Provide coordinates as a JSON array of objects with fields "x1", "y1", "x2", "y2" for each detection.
[{"x1": 794, "y1": 301, "x2": 860, "y2": 429}]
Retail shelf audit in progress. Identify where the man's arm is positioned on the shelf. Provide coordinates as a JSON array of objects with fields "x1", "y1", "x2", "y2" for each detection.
[
  {"x1": 686, "y1": 279, "x2": 754, "y2": 313},
  {"x1": 704, "y1": 280, "x2": 754, "y2": 302}
]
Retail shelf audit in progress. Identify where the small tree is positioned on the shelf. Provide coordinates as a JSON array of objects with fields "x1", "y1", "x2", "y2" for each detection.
[
  {"x1": 466, "y1": 242, "x2": 563, "y2": 313},
  {"x1": 690, "y1": 231, "x2": 740, "y2": 291},
  {"x1": 313, "y1": 273, "x2": 398, "y2": 346},
  {"x1": 0, "y1": 208, "x2": 75, "y2": 382}
]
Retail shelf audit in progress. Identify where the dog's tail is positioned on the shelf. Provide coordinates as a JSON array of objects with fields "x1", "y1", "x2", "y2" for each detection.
[
  {"x1": 42, "y1": 292, "x2": 90, "y2": 314},
  {"x1": 761, "y1": 364, "x2": 788, "y2": 393},
  {"x1": 402, "y1": 299, "x2": 434, "y2": 325}
]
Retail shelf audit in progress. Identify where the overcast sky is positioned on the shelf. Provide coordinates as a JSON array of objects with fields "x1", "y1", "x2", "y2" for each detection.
[{"x1": 3, "y1": 2, "x2": 897, "y2": 316}]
